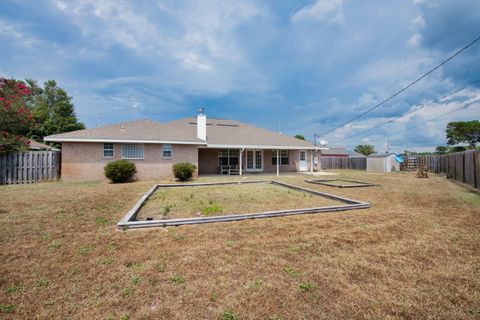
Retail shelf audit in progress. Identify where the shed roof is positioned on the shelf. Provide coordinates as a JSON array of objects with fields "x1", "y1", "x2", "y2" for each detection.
[
  {"x1": 348, "y1": 150, "x2": 366, "y2": 157},
  {"x1": 368, "y1": 153, "x2": 396, "y2": 158}
]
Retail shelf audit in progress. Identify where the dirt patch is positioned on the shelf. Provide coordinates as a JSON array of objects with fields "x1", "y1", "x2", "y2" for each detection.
[{"x1": 137, "y1": 182, "x2": 342, "y2": 220}]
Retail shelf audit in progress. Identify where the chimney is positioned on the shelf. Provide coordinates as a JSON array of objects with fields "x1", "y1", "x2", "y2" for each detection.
[{"x1": 197, "y1": 107, "x2": 206, "y2": 141}]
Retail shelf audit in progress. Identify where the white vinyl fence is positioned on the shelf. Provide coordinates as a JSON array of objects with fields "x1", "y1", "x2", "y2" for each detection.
[{"x1": 0, "y1": 151, "x2": 60, "y2": 184}]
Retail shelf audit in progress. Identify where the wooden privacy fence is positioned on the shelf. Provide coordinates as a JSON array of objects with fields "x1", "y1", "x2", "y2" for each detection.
[
  {"x1": 418, "y1": 150, "x2": 479, "y2": 190},
  {"x1": 320, "y1": 156, "x2": 366, "y2": 170},
  {"x1": 0, "y1": 151, "x2": 60, "y2": 184}
]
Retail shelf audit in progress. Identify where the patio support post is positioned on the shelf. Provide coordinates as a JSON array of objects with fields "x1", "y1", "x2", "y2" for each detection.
[
  {"x1": 239, "y1": 148, "x2": 243, "y2": 176},
  {"x1": 310, "y1": 150, "x2": 314, "y2": 174},
  {"x1": 276, "y1": 149, "x2": 280, "y2": 177}
]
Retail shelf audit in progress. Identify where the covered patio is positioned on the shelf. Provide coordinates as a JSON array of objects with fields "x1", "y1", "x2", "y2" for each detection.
[{"x1": 198, "y1": 147, "x2": 319, "y2": 176}]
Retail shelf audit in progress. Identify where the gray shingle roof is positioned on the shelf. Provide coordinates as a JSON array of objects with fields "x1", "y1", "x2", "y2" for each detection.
[
  {"x1": 44, "y1": 117, "x2": 316, "y2": 149},
  {"x1": 320, "y1": 146, "x2": 348, "y2": 155}
]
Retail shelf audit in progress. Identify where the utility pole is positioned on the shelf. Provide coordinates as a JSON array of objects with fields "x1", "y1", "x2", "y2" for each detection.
[{"x1": 386, "y1": 134, "x2": 390, "y2": 153}]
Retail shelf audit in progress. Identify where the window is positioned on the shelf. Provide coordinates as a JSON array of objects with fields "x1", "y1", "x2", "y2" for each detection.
[
  {"x1": 103, "y1": 143, "x2": 114, "y2": 158},
  {"x1": 162, "y1": 144, "x2": 172, "y2": 158},
  {"x1": 272, "y1": 150, "x2": 289, "y2": 165},
  {"x1": 121, "y1": 144, "x2": 144, "y2": 159},
  {"x1": 218, "y1": 149, "x2": 239, "y2": 166}
]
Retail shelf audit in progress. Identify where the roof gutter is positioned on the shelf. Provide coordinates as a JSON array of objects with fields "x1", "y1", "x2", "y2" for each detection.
[{"x1": 204, "y1": 143, "x2": 327, "y2": 150}]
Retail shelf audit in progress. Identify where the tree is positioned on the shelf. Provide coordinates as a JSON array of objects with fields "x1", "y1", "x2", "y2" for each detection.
[
  {"x1": 0, "y1": 78, "x2": 34, "y2": 153},
  {"x1": 435, "y1": 146, "x2": 449, "y2": 154},
  {"x1": 354, "y1": 144, "x2": 376, "y2": 156},
  {"x1": 27, "y1": 80, "x2": 85, "y2": 142},
  {"x1": 294, "y1": 134, "x2": 305, "y2": 140},
  {"x1": 451, "y1": 146, "x2": 466, "y2": 153},
  {"x1": 446, "y1": 120, "x2": 480, "y2": 148}
]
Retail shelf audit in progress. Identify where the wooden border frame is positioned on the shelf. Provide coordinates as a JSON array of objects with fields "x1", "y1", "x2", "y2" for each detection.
[
  {"x1": 117, "y1": 180, "x2": 370, "y2": 230},
  {"x1": 305, "y1": 178, "x2": 379, "y2": 188}
]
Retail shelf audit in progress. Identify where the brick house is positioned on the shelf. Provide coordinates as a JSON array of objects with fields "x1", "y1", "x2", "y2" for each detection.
[{"x1": 44, "y1": 110, "x2": 323, "y2": 181}]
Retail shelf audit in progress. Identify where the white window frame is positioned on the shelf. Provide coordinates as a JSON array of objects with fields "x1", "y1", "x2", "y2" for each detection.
[
  {"x1": 121, "y1": 143, "x2": 144, "y2": 160},
  {"x1": 162, "y1": 144, "x2": 172, "y2": 159},
  {"x1": 103, "y1": 143, "x2": 114, "y2": 158},
  {"x1": 272, "y1": 150, "x2": 289, "y2": 165}
]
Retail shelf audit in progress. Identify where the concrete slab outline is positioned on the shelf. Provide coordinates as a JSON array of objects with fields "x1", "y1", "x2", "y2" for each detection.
[
  {"x1": 117, "y1": 180, "x2": 371, "y2": 230},
  {"x1": 305, "y1": 178, "x2": 380, "y2": 188}
]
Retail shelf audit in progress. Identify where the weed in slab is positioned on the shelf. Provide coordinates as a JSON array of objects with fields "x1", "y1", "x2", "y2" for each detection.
[
  {"x1": 78, "y1": 246, "x2": 93, "y2": 255},
  {"x1": 222, "y1": 310, "x2": 239, "y2": 320},
  {"x1": 251, "y1": 279, "x2": 264, "y2": 289},
  {"x1": 211, "y1": 292, "x2": 219, "y2": 302},
  {"x1": 47, "y1": 240, "x2": 63, "y2": 249},
  {"x1": 299, "y1": 282, "x2": 314, "y2": 292},
  {"x1": 171, "y1": 275, "x2": 186, "y2": 285},
  {"x1": 122, "y1": 287, "x2": 133, "y2": 297},
  {"x1": 99, "y1": 257, "x2": 113, "y2": 265},
  {"x1": 201, "y1": 204, "x2": 223, "y2": 215},
  {"x1": 0, "y1": 304, "x2": 16, "y2": 314},
  {"x1": 283, "y1": 266, "x2": 300, "y2": 277},
  {"x1": 35, "y1": 278, "x2": 49, "y2": 287},
  {"x1": 95, "y1": 217, "x2": 109, "y2": 225},
  {"x1": 132, "y1": 276, "x2": 141, "y2": 285},
  {"x1": 5, "y1": 285, "x2": 21, "y2": 293}
]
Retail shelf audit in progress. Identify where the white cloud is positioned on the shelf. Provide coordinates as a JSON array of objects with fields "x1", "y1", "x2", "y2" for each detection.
[
  {"x1": 50, "y1": 0, "x2": 267, "y2": 94},
  {"x1": 410, "y1": 15, "x2": 426, "y2": 30},
  {"x1": 0, "y1": 18, "x2": 39, "y2": 48},
  {"x1": 291, "y1": 0, "x2": 344, "y2": 24},
  {"x1": 407, "y1": 33, "x2": 423, "y2": 47}
]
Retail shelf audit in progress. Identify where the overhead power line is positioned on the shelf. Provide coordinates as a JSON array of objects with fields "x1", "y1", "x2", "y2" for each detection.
[
  {"x1": 318, "y1": 35, "x2": 480, "y2": 137},
  {"x1": 364, "y1": 98, "x2": 479, "y2": 143},
  {"x1": 341, "y1": 79, "x2": 480, "y2": 141}
]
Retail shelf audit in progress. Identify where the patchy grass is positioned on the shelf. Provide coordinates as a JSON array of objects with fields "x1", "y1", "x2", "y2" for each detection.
[
  {"x1": 137, "y1": 182, "x2": 340, "y2": 220},
  {"x1": 0, "y1": 172, "x2": 479, "y2": 319}
]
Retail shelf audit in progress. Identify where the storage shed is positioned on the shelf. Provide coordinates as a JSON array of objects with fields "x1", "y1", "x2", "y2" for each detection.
[{"x1": 367, "y1": 153, "x2": 401, "y2": 173}]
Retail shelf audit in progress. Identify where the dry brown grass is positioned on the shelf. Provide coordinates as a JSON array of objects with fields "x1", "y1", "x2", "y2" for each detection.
[
  {"x1": 0, "y1": 171, "x2": 479, "y2": 319},
  {"x1": 138, "y1": 182, "x2": 340, "y2": 220}
]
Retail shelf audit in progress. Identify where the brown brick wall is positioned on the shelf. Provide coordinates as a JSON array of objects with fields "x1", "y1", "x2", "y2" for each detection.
[
  {"x1": 198, "y1": 148, "x2": 220, "y2": 174},
  {"x1": 61, "y1": 142, "x2": 198, "y2": 181}
]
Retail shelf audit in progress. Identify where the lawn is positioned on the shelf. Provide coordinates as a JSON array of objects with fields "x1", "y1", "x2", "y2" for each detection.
[
  {"x1": 137, "y1": 182, "x2": 341, "y2": 220},
  {"x1": 0, "y1": 171, "x2": 479, "y2": 319}
]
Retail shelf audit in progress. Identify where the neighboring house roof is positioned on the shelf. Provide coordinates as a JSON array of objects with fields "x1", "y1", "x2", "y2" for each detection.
[
  {"x1": 320, "y1": 146, "x2": 348, "y2": 156},
  {"x1": 44, "y1": 117, "x2": 318, "y2": 149},
  {"x1": 28, "y1": 140, "x2": 59, "y2": 151},
  {"x1": 347, "y1": 150, "x2": 366, "y2": 157}
]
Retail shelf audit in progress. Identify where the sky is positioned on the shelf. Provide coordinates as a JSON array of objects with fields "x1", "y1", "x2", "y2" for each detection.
[{"x1": 1, "y1": 0, "x2": 479, "y2": 152}]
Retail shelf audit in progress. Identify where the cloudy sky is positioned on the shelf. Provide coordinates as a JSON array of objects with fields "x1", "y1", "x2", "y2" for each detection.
[{"x1": 1, "y1": 0, "x2": 479, "y2": 152}]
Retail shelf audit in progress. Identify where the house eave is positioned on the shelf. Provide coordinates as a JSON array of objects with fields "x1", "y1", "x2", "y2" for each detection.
[{"x1": 43, "y1": 137, "x2": 207, "y2": 145}]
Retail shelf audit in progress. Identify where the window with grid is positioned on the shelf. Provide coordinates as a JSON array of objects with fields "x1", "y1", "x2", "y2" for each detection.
[
  {"x1": 162, "y1": 144, "x2": 172, "y2": 158},
  {"x1": 218, "y1": 149, "x2": 239, "y2": 166},
  {"x1": 103, "y1": 143, "x2": 114, "y2": 158},
  {"x1": 121, "y1": 144, "x2": 144, "y2": 159},
  {"x1": 272, "y1": 150, "x2": 289, "y2": 165}
]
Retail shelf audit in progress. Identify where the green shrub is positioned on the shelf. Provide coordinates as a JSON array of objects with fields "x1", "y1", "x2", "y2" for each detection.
[
  {"x1": 104, "y1": 160, "x2": 136, "y2": 183},
  {"x1": 173, "y1": 162, "x2": 196, "y2": 181}
]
